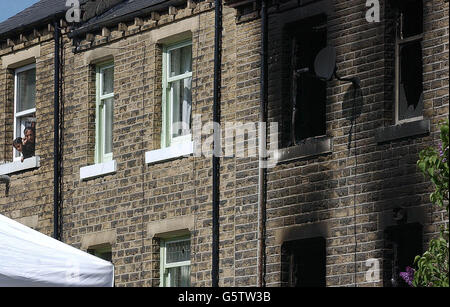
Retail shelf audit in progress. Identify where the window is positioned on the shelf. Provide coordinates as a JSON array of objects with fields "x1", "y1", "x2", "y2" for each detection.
[
  {"x1": 384, "y1": 223, "x2": 422, "y2": 287},
  {"x1": 14, "y1": 64, "x2": 36, "y2": 161},
  {"x1": 162, "y1": 40, "x2": 193, "y2": 148},
  {"x1": 95, "y1": 63, "x2": 114, "y2": 164},
  {"x1": 284, "y1": 15, "x2": 327, "y2": 146},
  {"x1": 282, "y1": 237, "x2": 326, "y2": 287},
  {"x1": 88, "y1": 245, "x2": 112, "y2": 262},
  {"x1": 160, "y1": 236, "x2": 191, "y2": 287},
  {"x1": 394, "y1": 0, "x2": 424, "y2": 123}
]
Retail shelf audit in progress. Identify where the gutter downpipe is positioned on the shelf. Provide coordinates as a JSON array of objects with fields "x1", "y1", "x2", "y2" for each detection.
[
  {"x1": 258, "y1": 0, "x2": 268, "y2": 288},
  {"x1": 53, "y1": 20, "x2": 61, "y2": 241},
  {"x1": 0, "y1": 175, "x2": 10, "y2": 184},
  {"x1": 212, "y1": 0, "x2": 223, "y2": 288}
]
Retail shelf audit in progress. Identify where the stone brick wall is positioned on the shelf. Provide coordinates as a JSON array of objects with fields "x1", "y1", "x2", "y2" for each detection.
[
  {"x1": 264, "y1": 0, "x2": 449, "y2": 287},
  {"x1": 422, "y1": 0, "x2": 449, "y2": 247},
  {"x1": 0, "y1": 29, "x2": 59, "y2": 237}
]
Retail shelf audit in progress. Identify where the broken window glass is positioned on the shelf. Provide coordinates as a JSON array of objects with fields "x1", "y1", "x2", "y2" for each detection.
[
  {"x1": 398, "y1": 41, "x2": 424, "y2": 122},
  {"x1": 394, "y1": 0, "x2": 424, "y2": 123}
]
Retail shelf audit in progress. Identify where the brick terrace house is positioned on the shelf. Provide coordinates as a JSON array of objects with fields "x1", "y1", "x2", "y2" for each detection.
[{"x1": 0, "y1": 0, "x2": 448, "y2": 287}]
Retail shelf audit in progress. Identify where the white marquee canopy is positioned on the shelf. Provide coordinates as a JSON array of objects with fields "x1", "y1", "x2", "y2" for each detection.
[{"x1": 0, "y1": 214, "x2": 114, "y2": 287}]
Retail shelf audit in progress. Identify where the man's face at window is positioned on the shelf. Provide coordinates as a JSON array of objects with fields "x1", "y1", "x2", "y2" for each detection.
[{"x1": 24, "y1": 129, "x2": 35, "y2": 144}]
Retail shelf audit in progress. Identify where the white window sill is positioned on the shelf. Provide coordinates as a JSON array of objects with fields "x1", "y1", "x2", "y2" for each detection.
[
  {"x1": 80, "y1": 160, "x2": 117, "y2": 181},
  {"x1": 0, "y1": 156, "x2": 40, "y2": 176},
  {"x1": 145, "y1": 141, "x2": 194, "y2": 164}
]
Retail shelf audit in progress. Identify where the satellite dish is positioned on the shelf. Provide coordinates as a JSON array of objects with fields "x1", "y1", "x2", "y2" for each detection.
[
  {"x1": 314, "y1": 46, "x2": 360, "y2": 86},
  {"x1": 314, "y1": 46, "x2": 336, "y2": 81}
]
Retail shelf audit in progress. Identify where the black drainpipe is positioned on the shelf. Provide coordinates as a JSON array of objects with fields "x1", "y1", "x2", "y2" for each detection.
[
  {"x1": 258, "y1": 0, "x2": 268, "y2": 288},
  {"x1": 53, "y1": 21, "x2": 61, "y2": 241},
  {"x1": 212, "y1": 0, "x2": 223, "y2": 288}
]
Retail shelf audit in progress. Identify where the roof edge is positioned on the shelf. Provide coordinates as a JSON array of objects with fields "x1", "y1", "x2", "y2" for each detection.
[
  {"x1": 0, "y1": 13, "x2": 65, "y2": 41},
  {"x1": 69, "y1": 0, "x2": 186, "y2": 38}
]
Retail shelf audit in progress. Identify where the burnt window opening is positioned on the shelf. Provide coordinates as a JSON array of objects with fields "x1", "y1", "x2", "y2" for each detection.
[
  {"x1": 393, "y1": 0, "x2": 423, "y2": 38},
  {"x1": 283, "y1": 15, "x2": 327, "y2": 146},
  {"x1": 392, "y1": 0, "x2": 424, "y2": 123},
  {"x1": 282, "y1": 237, "x2": 326, "y2": 287},
  {"x1": 383, "y1": 223, "x2": 423, "y2": 287}
]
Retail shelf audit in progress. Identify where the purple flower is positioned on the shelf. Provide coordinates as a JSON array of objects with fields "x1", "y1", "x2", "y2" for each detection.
[
  {"x1": 438, "y1": 143, "x2": 449, "y2": 163},
  {"x1": 443, "y1": 145, "x2": 449, "y2": 163},
  {"x1": 400, "y1": 266, "x2": 415, "y2": 286}
]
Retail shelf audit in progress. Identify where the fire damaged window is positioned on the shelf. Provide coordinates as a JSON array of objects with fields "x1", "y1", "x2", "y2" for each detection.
[
  {"x1": 384, "y1": 223, "x2": 422, "y2": 287},
  {"x1": 283, "y1": 15, "x2": 327, "y2": 146},
  {"x1": 282, "y1": 237, "x2": 326, "y2": 287},
  {"x1": 393, "y1": 0, "x2": 424, "y2": 123}
]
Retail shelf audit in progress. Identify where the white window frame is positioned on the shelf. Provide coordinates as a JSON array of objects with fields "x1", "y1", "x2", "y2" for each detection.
[
  {"x1": 95, "y1": 63, "x2": 114, "y2": 164},
  {"x1": 13, "y1": 63, "x2": 36, "y2": 162},
  {"x1": 162, "y1": 40, "x2": 193, "y2": 148},
  {"x1": 394, "y1": 11, "x2": 424, "y2": 125},
  {"x1": 160, "y1": 236, "x2": 191, "y2": 287}
]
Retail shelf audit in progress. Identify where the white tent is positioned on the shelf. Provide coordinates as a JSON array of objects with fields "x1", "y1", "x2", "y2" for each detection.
[{"x1": 0, "y1": 214, "x2": 114, "y2": 287}]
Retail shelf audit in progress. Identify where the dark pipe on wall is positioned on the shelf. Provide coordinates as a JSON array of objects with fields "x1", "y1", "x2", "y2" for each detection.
[
  {"x1": 0, "y1": 175, "x2": 10, "y2": 184},
  {"x1": 212, "y1": 0, "x2": 223, "y2": 288},
  {"x1": 258, "y1": 0, "x2": 268, "y2": 288},
  {"x1": 53, "y1": 21, "x2": 61, "y2": 241}
]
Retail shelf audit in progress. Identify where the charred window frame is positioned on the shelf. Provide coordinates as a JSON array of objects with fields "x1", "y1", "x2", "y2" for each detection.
[
  {"x1": 281, "y1": 237, "x2": 326, "y2": 287},
  {"x1": 384, "y1": 223, "x2": 423, "y2": 287},
  {"x1": 393, "y1": 0, "x2": 424, "y2": 124},
  {"x1": 283, "y1": 15, "x2": 327, "y2": 147}
]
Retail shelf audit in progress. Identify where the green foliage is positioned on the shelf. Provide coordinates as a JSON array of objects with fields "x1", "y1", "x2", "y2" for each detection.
[
  {"x1": 413, "y1": 120, "x2": 449, "y2": 287},
  {"x1": 417, "y1": 120, "x2": 449, "y2": 211},
  {"x1": 412, "y1": 229, "x2": 449, "y2": 287}
]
